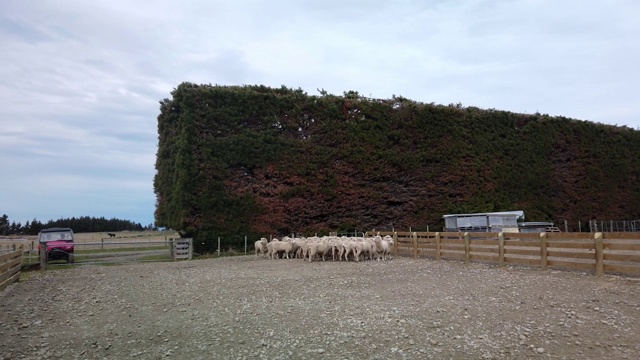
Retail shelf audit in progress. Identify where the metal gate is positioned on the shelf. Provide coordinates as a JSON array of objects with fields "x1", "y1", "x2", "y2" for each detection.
[{"x1": 35, "y1": 239, "x2": 192, "y2": 269}]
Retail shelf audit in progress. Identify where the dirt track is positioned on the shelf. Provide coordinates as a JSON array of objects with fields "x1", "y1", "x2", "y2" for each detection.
[{"x1": 1, "y1": 256, "x2": 639, "y2": 359}]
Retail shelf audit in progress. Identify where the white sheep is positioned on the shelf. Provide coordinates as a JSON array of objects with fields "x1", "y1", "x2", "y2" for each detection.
[
  {"x1": 353, "y1": 238, "x2": 373, "y2": 262},
  {"x1": 373, "y1": 235, "x2": 393, "y2": 261},
  {"x1": 293, "y1": 238, "x2": 309, "y2": 260},
  {"x1": 266, "y1": 238, "x2": 279, "y2": 259},
  {"x1": 384, "y1": 235, "x2": 394, "y2": 260},
  {"x1": 308, "y1": 240, "x2": 330, "y2": 262},
  {"x1": 255, "y1": 237, "x2": 268, "y2": 258},
  {"x1": 256, "y1": 234, "x2": 393, "y2": 262},
  {"x1": 339, "y1": 238, "x2": 355, "y2": 261},
  {"x1": 269, "y1": 238, "x2": 294, "y2": 259},
  {"x1": 328, "y1": 236, "x2": 342, "y2": 261}
]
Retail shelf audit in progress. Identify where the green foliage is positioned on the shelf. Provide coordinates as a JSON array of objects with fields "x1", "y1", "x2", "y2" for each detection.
[
  {"x1": 0, "y1": 214, "x2": 144, "y2": 235},
  {"x1": 154, "y1": 84, "x2": 640, "y2": 237}
]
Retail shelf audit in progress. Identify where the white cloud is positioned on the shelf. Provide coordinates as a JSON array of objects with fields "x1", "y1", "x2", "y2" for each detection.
[{"x1": 1, "y1": 0, "x2": 639, "y2": 225}]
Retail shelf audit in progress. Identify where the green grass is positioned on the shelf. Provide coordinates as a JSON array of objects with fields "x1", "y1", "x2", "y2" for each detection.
[
  {"x1": 138, "y1": 254, "x2": 174, "y2": 261},
  {"x1": 74, "y1": 246, "x2": 168, "y2": 254},
  {"x1": 41, "y1": 263, "x2": 81, "y2": 270},
  {"x1": 192, "y1": 248, "x2": 250, "y2": 260}
]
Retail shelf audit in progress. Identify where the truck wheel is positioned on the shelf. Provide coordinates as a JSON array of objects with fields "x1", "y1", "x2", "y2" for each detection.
[{"x1": 68, "y1": 253, "x2": 75, "y2": 264}]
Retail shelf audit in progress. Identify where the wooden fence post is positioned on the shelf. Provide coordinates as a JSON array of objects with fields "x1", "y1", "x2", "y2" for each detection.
[
  {"x1": 0, "y1": 249, "x2": 23, "y2": 292},
  {"x1": 595, "y1": 232, "x2": 604, "y2": 277},
  {"x1": 393, "y1": 232, "x2": 398, "y2": 257},
  {"x1": 498, "y1": 232, "x2": 505, "y2": 267},
  {"x1": 540, "y1": 232, "x2": 548, "y2": 271},
  {"x1": 413, "y1": 232, "x2": 418, "y2": 258},
  {"x1": 464, "y1": 232, "x2": 470, "y2": 263},
  {"x1": 39, "y1": 242, "x2": 47, "y2": 271},
  {"x1": 435, "y1": 232, "x2": 441, "y2": 261}
]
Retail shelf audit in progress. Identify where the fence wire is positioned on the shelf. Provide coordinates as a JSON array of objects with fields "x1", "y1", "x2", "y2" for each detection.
[
  {"x1": 16, "y1": 239, "x2": 188, "y2": 268},
  {"x1": 588, "y1": 220, "x2": 640, "y2": 233}
]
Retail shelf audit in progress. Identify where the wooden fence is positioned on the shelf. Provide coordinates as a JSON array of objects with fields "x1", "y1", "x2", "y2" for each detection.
[
  {"x1": 0, "y1": 245, "x2": 23, "y2": 292},
  {"x1": 171, "y1": 238, "x2": 193, "y2": 260},
  {"x1": 367, "y1": 231, "x2": 640, "y2": 277}
]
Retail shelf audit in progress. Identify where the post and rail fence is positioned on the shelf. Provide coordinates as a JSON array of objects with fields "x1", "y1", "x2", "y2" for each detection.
[
  {"x1": 366, "y1": 231, "x2": 640, "y2": 277},
  {"x1": 0, "y1": 245, "x2": 23, "y2": 292},
  {"x1": 36, "y1": 238, "x2": 193, "y2": 269},
  {"x1": 4, "y1": 231, "x2": 639, "y2": 279},
  {"x1": 170, "y1": 238, "x2": 193, "y2": 260}
]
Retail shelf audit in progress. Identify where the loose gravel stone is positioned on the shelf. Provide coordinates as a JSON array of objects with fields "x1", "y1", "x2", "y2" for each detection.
[{"x1": 1, "y1": 257, "x2": 639, "y2": 359}]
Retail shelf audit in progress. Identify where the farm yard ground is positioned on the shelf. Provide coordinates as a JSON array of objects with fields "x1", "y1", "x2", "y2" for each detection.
[{"x1": 1, "y1": 257, "x2": 639, "y2": 360}]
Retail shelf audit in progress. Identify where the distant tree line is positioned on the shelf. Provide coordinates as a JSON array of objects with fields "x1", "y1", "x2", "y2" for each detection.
[{"x1": 0, "y1": 214, "x2": 150, "y2": 236}]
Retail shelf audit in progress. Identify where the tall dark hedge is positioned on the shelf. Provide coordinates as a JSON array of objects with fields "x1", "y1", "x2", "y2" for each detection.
[{"x1": 154, "y1": 83, "x2": 640, "y2": 252}]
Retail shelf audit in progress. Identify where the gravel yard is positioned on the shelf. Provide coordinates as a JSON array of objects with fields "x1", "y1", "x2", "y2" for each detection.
[{"x1": 1, "y1": 256, "x2": 639, "y2": 359}]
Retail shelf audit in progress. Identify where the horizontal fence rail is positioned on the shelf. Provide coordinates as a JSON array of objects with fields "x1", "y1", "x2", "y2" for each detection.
[
  {"x1": 171, "y1": 239, "x2": 193, "y2": 260},
  {"x1": 1, "y1": 246, "x2": 23, "y2": 292},
  {"x1": 367, "y1": 231, "x2": 640, "y2": 277},
  {"x1": 71, "y1": 240, "x2": 186, "y2": 265},
  {"x1": 38, "y1": 239, "x2": 192, "y2": 268}
]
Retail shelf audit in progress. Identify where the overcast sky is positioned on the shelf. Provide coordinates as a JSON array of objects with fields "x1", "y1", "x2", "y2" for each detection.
[{"x1": 1, "y1": 0, "x2": 638, "y2": 227}]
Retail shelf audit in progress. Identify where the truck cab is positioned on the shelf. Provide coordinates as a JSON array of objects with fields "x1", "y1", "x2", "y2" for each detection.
[{"x1": 38, "y1": 227, "x2": 75, "y2": 263}]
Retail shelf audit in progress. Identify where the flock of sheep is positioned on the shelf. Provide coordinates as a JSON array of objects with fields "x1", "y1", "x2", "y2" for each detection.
[{"x1": 254, "y1": 235, "x2": 394, "y2": 262}]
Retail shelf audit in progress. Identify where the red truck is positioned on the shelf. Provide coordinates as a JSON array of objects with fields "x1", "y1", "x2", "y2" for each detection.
[{"x1": 38, "y1": 227, "x2": 75, "y2": 263}]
